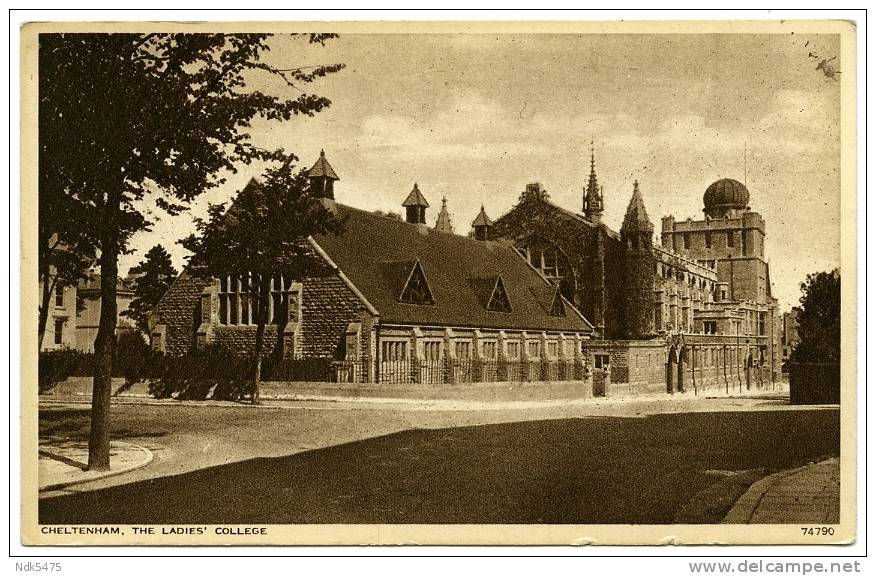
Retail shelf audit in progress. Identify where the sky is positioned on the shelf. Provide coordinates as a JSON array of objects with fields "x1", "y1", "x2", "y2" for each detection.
[{"x1": 122, "y1": 32, "x2": 842, "y2": 311}]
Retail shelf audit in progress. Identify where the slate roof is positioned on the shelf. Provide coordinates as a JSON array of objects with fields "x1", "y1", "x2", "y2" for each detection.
[
  {"x1": 471, "y1": 205, "x2": 493, "y2": 227},
  {"x1": 312, "y1": 203, "x2": 594, "y2": 333},
  {"x1": 307, "y1": 150, "x2": 339, "y2": 180},
  {"x1": 402, "y1": 183, "x2": 429, "y2": 207}
]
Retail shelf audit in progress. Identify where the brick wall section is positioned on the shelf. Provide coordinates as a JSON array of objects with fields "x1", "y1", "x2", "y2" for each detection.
[{"x1": 151, "y1": 271, "x2": 212, "y2": 356}]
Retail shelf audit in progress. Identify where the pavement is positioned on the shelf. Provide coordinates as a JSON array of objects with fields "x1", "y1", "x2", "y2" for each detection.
[
  {"x1": 39, "y1": 437, "x2": 153, "y2": 492},
  {"x1": 723, "y1": 457, "x2": 840, "y2": 524}
]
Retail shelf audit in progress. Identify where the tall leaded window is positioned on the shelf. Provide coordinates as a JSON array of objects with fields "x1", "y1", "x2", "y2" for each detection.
[
  {"x1": 516, "y1": 237, "x2": 575, "y2": 301},
  {"x1": 218, "y1": 273, "x2": 290, "y2": 326}
]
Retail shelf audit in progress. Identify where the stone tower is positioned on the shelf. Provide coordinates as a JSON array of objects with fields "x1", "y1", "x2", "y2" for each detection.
[
  {"x1": 307, "y1": 149, "x2": 339, "y2": 200},
  {"x1": 402, "y1": 183, "x2": 429, "y2": 225},
  {"x1": 583, "y1": 143, "x2": 604, "y2": 224},
  {"x1": 620, "y1": 180, "x2": 656, "y2": 338}
]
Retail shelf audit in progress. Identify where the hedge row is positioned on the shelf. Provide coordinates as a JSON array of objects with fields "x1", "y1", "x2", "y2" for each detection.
[{"x1": 39, "y1": 335, "x2": 334, "y2": 401}]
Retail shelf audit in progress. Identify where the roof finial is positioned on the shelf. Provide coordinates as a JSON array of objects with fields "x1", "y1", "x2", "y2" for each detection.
[
  {"x1": 320, "y1": 148, "x2": 325, "y2": 157},
  {"x1": 590, "y1": 140, "x2": 596, "y2": 173}
]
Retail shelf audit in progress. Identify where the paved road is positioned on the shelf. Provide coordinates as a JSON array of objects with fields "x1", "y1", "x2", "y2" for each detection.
[{"x1": 37, "y1": 396, "x2": 839, "y2": 524}]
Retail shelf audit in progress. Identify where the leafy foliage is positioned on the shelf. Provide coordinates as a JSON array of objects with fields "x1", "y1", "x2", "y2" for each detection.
[
  {"x1": 39, "y1": 32, "x2": 344, "y2": 462},
  {"x1": 123, "y1": 245, "x2": 178, "y2": 332},
  {"x1": 790, "y1": 269, "x2": 841, "y2": 364}
]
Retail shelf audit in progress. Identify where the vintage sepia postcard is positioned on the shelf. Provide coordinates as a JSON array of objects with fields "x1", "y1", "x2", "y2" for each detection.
[{"x1": 19, "y1": 18, "x2": 857, "y2": 546}]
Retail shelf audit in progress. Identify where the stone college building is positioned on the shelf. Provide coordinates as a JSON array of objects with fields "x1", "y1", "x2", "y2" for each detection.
[{"x1": 151, "y1": 149, "x2": 781, "y2": 396}]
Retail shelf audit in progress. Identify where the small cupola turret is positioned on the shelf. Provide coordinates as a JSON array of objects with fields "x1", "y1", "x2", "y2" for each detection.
[
  {"x1": 307, "y1": 149, "x2": 340, "y2": 200},
  {"x1": 402, "y1": 183, "x2": 429, "y2": 224},
  {"x1": 471, "y1": 205, "x2": 493, "y2": 241}
]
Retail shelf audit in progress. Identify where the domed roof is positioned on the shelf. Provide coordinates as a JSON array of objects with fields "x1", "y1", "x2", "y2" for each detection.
[{"x1": 703, "y1": 178, "x2": 749, "y2": 212}]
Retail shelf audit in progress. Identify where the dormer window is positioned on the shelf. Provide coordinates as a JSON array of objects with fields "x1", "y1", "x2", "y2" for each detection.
[
  {"x1": 486, "y1": 277, "x2": 512, "y2": 313},
  {"x1": 399, "y1": 260, "x2": 435, "y2": 305},
  {"x1": 548, "y1": 287, "x2": 565, "y2": 317}
]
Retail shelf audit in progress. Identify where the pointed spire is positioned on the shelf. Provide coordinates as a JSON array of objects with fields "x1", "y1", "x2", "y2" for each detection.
[
  {"x1": 621, "y1": 180, "x2": 654, "y2": 246},
  {"x1": 434, "y1": 195, "x2": 454, "y2": 234},
  {"x1": 583, "y1": 141, "x2": 604, "y2": 222}
]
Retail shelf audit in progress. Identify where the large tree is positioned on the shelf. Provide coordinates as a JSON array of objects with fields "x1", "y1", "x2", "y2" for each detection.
[
  {"x1": 790, "y1": 268, "x2": 841, "y2": 364},
  {"x1": 123, "y1": 245, "x2": 179, "y2": 333},
  {"x1": 39, "y1": 32, "x2": 344, "y2": 469},
  {"x1": 182, "y1": 161, "x2": 342, "y2": 404}
]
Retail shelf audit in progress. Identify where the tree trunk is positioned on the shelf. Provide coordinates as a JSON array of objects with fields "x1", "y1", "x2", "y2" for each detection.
[
  {"x1": 37, "y1": 272, "x2": 56, "y2": 350},
  {"x1": 251, "y1": 278, "x2": 269, "y2": 405},
  {"x1": 87, "y1": 193, "x2": 120, "y2": 471}
]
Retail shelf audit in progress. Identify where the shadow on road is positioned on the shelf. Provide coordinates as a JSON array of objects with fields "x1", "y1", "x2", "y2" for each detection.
[
  {"x1": 39, "y1": 407, "x2": 170, "y2": 442},
  {"x1": 38, "y1": 408, "x2": 839, "y2": 525}
]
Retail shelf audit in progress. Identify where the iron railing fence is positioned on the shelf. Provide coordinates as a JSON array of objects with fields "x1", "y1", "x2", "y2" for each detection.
[{"x1": 331, "y1": 357, "x2": 590, "y2": 385}]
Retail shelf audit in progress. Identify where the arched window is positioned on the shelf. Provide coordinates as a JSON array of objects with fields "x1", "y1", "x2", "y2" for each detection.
[{"x1": 516, "y1": 237, "x2": 575, "y2": 301}]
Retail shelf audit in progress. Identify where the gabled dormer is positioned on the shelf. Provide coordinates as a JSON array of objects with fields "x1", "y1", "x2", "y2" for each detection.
[
  {"x1": 486, "y1": 276, "x2": 512, "y2": 313},
  {"x1": 399, "y1": 259, "x2": 435, "y2": 305},
  {"x1": 548, "y1": 286, "x2": 566, "y2": 317}
]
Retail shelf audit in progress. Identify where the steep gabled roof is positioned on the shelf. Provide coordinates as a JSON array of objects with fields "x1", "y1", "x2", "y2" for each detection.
[
  {"x1": 312, "y1": 203, "x2": 593, "y2": 332},
  {"x1": 402, "y1": 183, "x2": 429, "y2": 207},
  {"x1": 307, "y1": 150, "x2": 339, "y2": 180}
]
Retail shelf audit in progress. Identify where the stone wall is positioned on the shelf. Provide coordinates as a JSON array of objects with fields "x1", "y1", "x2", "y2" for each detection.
[
  {"x1": 152, "y1": 266, "x2": 372, "y2": 360},
  {"x1": 150, "y1": 271, "x2": 212, "y2": 357}
]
